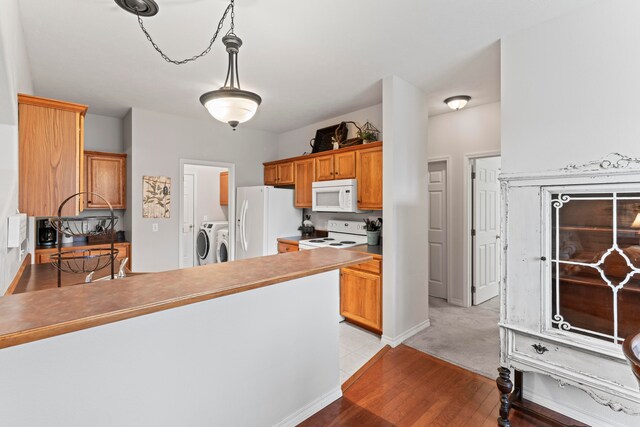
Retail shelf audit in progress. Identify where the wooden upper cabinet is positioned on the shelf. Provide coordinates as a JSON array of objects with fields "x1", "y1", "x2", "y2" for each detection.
[
  {"x1": 264, "y1": 164, "x2": 277, "y2": 185},
  {"x1": 277, "y1": 162, "x2": 295, "y2": 185},
  {"x1": 85, "y1": 151, "x2": 126, "y2": 209},
  {"x1": 315, "y1": 155, "x2": 334, "y2": 181},
  {"x1": 219, "y1": 171, "x2": 229, "y2": 206},
  {"x1": 18, "y1": 94, "x2": 88, "y2": 217},
  {"x1": 294, "y1": 159, "x2": 315, "y2": 208},
  {"x1": 356, "y1": 146, "x2": 383, "y2": 210},
  {"x1": 334, "y1": 151, "x2": 356, "y2": 179}
]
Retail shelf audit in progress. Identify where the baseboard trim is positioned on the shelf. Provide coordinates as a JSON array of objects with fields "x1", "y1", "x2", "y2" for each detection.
[
  {"x1": 523, "y1": 388, "x2": 634, "y2": 427},
  {"x1": 275, "y1": 386, "x2": 342, "y2": 427},
  {"x1": 447, "y1": 297, "x2": 465, "y2": 307},
  {"x1": 381, "y1": 319, "x2": 431, "y2": 348}
]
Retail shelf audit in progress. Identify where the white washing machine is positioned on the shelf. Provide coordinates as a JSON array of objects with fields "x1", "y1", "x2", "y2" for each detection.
[
  {"x1": 196, "y1": 221, "x2": 228, "y2": 265},
  {"x1": 216, "y1": 228, "x2": 229, "y2": 263}
]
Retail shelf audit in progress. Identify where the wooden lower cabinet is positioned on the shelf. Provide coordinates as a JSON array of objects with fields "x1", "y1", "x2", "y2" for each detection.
[
  {"x1": 341, "y1": 262, "x2": 382, "y2": 334},
  {"x1": 35, "y1": 242, "x2": 132, "y2": 270},
  {"x1": 277, "y1": 242, "x2": 299, "y2": 253}
]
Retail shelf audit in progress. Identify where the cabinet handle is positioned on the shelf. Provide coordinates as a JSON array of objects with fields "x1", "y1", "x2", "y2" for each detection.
[{"x1": 531, "y1": 343, "x2": 548, "y2": 354}]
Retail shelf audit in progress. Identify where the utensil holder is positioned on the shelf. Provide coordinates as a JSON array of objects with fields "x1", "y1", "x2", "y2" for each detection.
[{"x1": 367, "y1": 230, "x2": 380, "y2": 246}]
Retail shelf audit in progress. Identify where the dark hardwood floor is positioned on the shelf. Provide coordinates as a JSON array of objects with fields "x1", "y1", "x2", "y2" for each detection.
[{"x1": 300, "y1": 345, "x2": 557, "y2": 427}]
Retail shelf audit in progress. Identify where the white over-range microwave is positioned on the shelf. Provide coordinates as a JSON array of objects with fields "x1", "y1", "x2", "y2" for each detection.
[{"x1": 312, "y1": 179, "x2": 366, "y2": 213}]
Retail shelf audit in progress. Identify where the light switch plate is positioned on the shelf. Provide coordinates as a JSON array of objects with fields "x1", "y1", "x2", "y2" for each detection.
[{"x1": 152, "y1": 223, "x2": 159, "y2": 232}]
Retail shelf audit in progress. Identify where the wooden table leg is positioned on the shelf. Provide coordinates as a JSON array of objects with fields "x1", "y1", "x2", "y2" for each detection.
[{"x1": 496, "y1": 367, "x2": 514, "y2": 427}]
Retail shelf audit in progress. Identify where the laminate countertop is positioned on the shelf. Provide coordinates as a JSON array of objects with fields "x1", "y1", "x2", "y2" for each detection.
[
  {"x1": 277, "y1": 236, "x2": 383, "y2": 259},
  {"x1": 9, "y1": 263, "x2": 141, "y2": 295},
  {"x1": 0, "y1": 248, "x2": 370, "y2": 350}
]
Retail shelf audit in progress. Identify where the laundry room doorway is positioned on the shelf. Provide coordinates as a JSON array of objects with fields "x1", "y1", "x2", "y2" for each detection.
[{"x1": 179, "y1": 159, "x2": 235, "y2": 269}]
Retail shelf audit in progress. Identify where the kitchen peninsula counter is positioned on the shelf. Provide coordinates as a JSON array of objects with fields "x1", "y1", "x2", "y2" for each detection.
[{"x1": 0, "y1": 248, "x2": 370, "y2": 350}]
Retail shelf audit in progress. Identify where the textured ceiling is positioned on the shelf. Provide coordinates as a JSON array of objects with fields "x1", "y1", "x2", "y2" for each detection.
[{"x1": 18, "y1": 0, "x2": 593, "y2": 132}]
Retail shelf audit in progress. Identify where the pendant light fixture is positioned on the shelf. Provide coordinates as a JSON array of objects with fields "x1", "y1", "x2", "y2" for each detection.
[
  {"x1": 444, "y1": 95, "x2": 471, "y2": 111},
  {"x1": 115, "y1": 0, "x2": 261, "y2": 129},
  {"x1": 199, "y1": 35, "x2": 261, "y2": 129}
]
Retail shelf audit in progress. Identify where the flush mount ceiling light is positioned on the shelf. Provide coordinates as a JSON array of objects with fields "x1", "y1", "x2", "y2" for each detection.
[
  {"x1": 115, "y1": 0, "x2": 261, "y2": 129},
  {"x1": 444, "y1": 95, "x2": 471, "y2": 111}
]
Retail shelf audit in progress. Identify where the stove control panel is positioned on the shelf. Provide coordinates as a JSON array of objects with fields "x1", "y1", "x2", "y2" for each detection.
[{"x1": 327, "y1": 220, "x2": 367, "y2": 236}]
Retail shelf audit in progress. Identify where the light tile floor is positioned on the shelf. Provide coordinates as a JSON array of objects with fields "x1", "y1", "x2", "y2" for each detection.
[{"x1": 339, "y1": 322, "x2": 384, "y2": 384}]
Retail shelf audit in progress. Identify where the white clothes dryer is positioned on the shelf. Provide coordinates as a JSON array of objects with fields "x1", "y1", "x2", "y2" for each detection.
[
  {"x1": 216, "y1": 228, "x2": 229, "y2": 263},
  {"x1": 196, "y1": 221, "x2": 228, "y2": 265}
]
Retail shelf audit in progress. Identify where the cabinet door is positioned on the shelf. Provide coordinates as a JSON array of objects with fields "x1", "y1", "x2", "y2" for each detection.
[
  {"x1": 356, "y1": 146, "x2": 383, "y2": 210},
  {"x1": 264, "y1": 164, "x2": 278, "y2": 185},
  {"x1": 278, "y1": 242, "x2": 299, "y2": 253},
  {"x1": 86, "y1": 152, "x2": 126, "y2": 209},
  {"x1": 334, "y1": 151, "x2": 356, "y2": 179},
  {"x1": 315, "y1": 155, "x2": 335, "y2": 181},
  {"x1": 219, "y1": 171, "x2": 229, "y2": 206},
  {"x1": 277, "y1": 162, "x2": 295, "y2": 185},
  {"x1": 18, "y1": 104, "x2": 82, "y2": 216},
  {"x1": 294, "y1": 159, "x2": 315, "y2": 208},
  {"x1": 340, "y1": 268, "x2": 382, "y2": 334}
]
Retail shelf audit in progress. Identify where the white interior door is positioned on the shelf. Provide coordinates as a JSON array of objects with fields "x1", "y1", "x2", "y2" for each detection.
[
  {"x1": 182, "y1": 174, "x2": 195, "y2": 268},
  {"x1": 473, "y1": 156, "x2": 501, "y2": 305},
  {"x1": 428, "y1": 161, "x2": 448, "y2": 300}
]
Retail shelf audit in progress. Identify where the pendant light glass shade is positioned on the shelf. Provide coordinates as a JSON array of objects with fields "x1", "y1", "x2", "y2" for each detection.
[
  {"x1": 200, "y1": 88, "x2": 261, "y2": 128},
  {"x1": 200, "y1": 34, "x2": 261, "y2": 128}
]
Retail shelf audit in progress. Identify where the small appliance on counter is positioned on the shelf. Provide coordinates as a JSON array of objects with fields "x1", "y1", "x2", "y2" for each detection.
[
  {"x1": 299, "y1": 220, "x2": 368, "y2": 250},
  {"x1": 37, "y1": 219, "x2": 57, "y2": 247}
]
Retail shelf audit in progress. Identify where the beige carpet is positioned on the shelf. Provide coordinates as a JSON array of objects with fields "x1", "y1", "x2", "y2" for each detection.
[{"x1": 404, "y1": 296, "x2": 500, "y2": 379}]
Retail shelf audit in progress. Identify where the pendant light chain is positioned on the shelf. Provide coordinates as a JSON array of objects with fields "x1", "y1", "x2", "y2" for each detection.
[{"x1": 136, "y1": 0, "x2": 235, "y2": 65}]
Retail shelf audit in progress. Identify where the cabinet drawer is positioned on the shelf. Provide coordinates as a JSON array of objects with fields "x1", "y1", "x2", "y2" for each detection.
[
  {"x1": 511, "y1": 332, "x2": 636, "y2": 389},
  {"x1": 278, "y1": 242, "x2": 299, "y2": 253},
  {"x1": 348, "y1": 259, "x2": 381, "y2": 275}
]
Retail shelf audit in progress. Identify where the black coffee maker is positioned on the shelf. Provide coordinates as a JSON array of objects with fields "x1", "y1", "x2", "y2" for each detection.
[{"x1": 37, "y1": 219, "x2": 57, "y2": 247}]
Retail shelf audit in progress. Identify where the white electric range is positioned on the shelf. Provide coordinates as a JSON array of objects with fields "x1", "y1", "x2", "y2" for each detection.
[{"x1": 299, "y1": 220, "x2": 367, "y2": 250}]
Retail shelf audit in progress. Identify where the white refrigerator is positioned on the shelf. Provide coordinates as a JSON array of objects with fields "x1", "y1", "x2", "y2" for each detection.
[{"x1": 235, "y1": 186, "x2": 302, "y2": 259}]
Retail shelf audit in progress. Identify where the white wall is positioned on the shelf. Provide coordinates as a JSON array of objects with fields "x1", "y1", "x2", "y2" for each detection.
[
  {"x1": 84, "y1": 113, "x2": 124, "y2": 153},
  {"x1": 502, "y1": 0, "x2": 640, "y2": 174},
  {"x1": 129, "y1": 108, "x2": 278, "y2": 272},
  {"x1": 427, "y1": 102, "x2": 501, "y2": 305},
  {"x1": 275, "y1": 103, "x2": 382, "y2": 160},
  {"x1": 0, "y1": 0, "x2": 33, "y2": 293},
  {"x1": 184, "y1": 164, "x2": 229, "y2": 226},
  {"x1": 0, "y1": 271, "x2": 342, "y2": 427},
  {"x1": 381, "y1": 75, "x2": 430, "y2": 345},
  {"x1": 502, "y1": 1, "x2": 640, "y2": 425}
]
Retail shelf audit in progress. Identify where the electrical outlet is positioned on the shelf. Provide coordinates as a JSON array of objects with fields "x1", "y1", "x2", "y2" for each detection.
[
  {"x1": 152, "y1": 223, "x2": 159, "y2": 232},
  {"x1": 203, "y1": 215, "x2": 208, "y2": 221}
]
